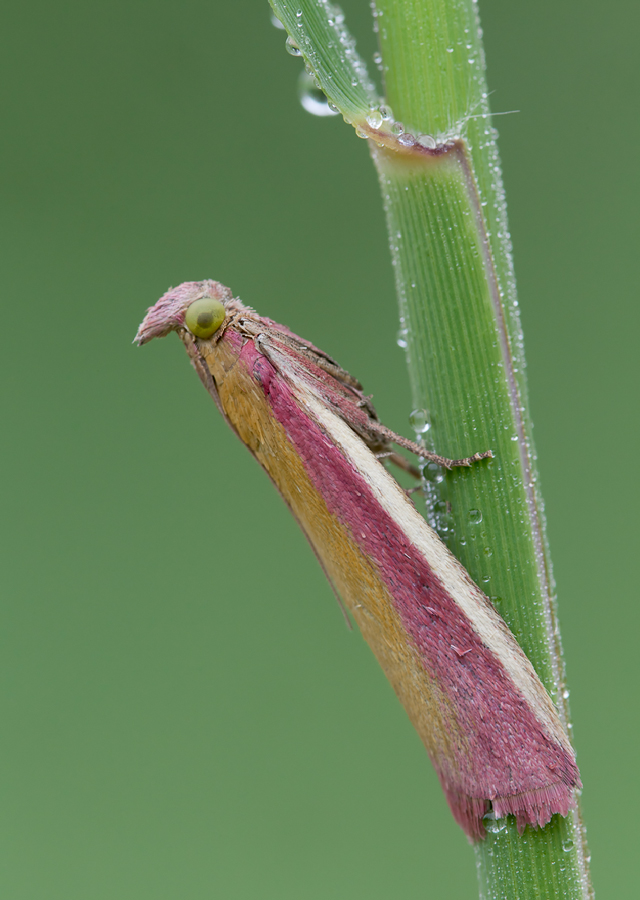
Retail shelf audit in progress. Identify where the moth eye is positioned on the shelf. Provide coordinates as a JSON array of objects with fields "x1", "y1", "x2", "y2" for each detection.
[{"x1": 185, "y1": 298, "x2": 226, "y2": 339}]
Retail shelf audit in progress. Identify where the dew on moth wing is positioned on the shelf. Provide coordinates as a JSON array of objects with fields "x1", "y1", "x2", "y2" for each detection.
[
  {"x1": 298, "y1": 72, "x2": 339, "y2": 117},
  {"x1": 409, "y1": 408, "x2": 431, "y2": 434}
]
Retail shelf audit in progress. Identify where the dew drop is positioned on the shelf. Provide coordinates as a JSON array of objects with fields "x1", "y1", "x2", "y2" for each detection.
[
  {"x1": 366, "y1": 108, "x2": 383, "y2": 129},
  {"x1": 422, "y1": 461, "x2": 444, "y2": 484},
  {"x1": 562, "y1": 689, "x2": 570, "y2": 700},
  {"x1": 285, "y1": 36, "x2": 302, "y2": 56},
  {"x1": 396, "y1": 329, "x2": 408, "y2": 349},
  {"x1": 562, "y1": 838, "x2": 574, "y2": 852},
  {"x1": 379, "y1": 104, "x2": 393, "y2": 120},
  {"x1": 298, "y1": 72, "x2": 339, "y2": 117},
  {"x1": 468, "y1": 508, "x2": 483, "y2": 525},
  {"x1": 417, "y1": 134, "x2": 437, "y2": 149},
  {"x1": 483, "y1": 546, "x2": 493, "y2": 558},
  {"x1": 270, "y1": 13, "x2": 285, "y2": 29},
  {"x1": 409, "y1": 408, "x2": 431, "y2": 434},
  {"x1": 398, "y1": 132, "x2": 416, "y2": 147},
  {"x1": 390, "y1": 121, "x2": 404, "y2": 136},
  {"x1": 483, "y1": 811, "x2": 506, "y2": 834}
]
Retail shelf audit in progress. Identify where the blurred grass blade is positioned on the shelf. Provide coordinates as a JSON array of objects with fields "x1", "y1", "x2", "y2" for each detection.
[{"x1": 268, "y1": 0, "x2": 379, "y2": 120}]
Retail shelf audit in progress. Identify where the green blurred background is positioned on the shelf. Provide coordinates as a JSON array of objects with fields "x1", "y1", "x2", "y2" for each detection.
[{"x1": 1, "y1": 1, "x2": 637, "y2": 896}]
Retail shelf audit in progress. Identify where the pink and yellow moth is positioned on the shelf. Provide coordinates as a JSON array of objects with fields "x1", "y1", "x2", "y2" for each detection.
[{"x1": 136, "y1": 279, "x2": 580, "y2": 841}]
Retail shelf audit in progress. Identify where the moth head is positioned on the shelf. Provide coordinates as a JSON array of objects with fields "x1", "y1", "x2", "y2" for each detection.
[{"x1": 134, "y1": 280, "x2": 232, "y2": 346}]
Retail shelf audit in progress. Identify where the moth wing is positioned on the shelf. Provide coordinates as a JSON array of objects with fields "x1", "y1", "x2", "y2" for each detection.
[
  {"x1": 240, "y1": 318, "x2": 490, "y2": 470},
  {"x1": 247, "y1": 324, "x2": 390, "y2": 453}
]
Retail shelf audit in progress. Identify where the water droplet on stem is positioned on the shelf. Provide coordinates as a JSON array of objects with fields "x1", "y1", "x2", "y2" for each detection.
[
  {"x1": 298, "y1": 72, "x2": 339, "y2": 117},
  {"x1": 409, "y1": 409, "x2": 431, "y2": 434}
]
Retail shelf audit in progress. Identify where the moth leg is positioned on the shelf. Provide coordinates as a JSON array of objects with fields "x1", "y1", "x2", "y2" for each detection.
[
  {"x1": 377, "y1": 451, "x2": 422, "y2": 481},
  {"x1": 369, "y1": 421, "x2": 492, "y2": 469}
]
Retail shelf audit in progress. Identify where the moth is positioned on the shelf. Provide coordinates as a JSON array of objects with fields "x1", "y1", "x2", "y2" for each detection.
[{"x1": 136, "y1": 279, "x2": 580, "y2": 840}]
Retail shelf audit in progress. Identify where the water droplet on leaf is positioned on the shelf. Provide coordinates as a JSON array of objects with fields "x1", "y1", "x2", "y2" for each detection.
[
  {"x1": 298, "y1": 72, "x2": 339, "y2": 117},
  {"x1": 366, "y1": 109, "x2": 383, "y2": 129},
  {"x1": 409, "y1": 409, "x2": 431, "y2": 434},
  {"x1": 417, "y1": 134, "x2": 437, "y2": 149},
  {"x1": 285, "y1": 36, "x2": 302, "y2": 56},
  {"x1": 422, "y1": 461, "x2": 444, "y2": 484}
]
